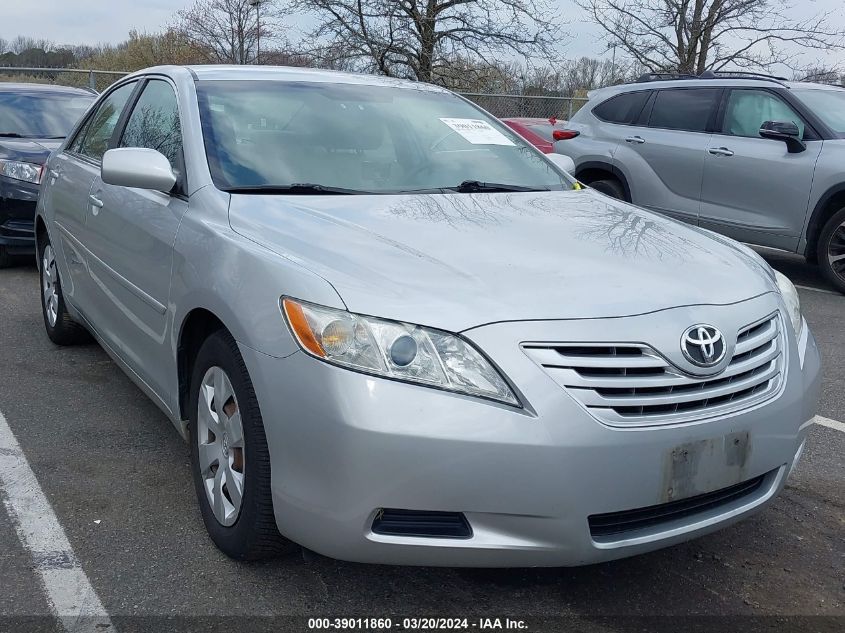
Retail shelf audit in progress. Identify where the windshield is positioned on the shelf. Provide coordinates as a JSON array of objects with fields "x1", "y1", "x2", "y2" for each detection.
[
  {"x1": 792, "y1": 88, "x2": 845, "y2": 136},
  {"x1": 196, "y1": 81, "x2": 572, "y2": 194},
  {"x1": 0, "y1": 92, "x2": 94, "y2": 138}
]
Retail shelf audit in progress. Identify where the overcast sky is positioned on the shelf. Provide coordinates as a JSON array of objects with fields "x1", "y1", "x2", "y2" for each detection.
[{"x1": 4, "y1": 0, "x2": 844, "y2": 69}]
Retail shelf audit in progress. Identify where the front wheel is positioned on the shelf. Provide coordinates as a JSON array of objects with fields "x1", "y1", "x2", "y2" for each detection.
[
  {"x1": 818, "y1": 207, "x2": 845, "y2": 294},
  {"x1": 188, "y1": 330, "x2": 292, "y2": 560}
]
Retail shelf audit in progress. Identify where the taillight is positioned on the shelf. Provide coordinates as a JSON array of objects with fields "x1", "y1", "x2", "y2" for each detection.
[{"x1": 553, "y1": 129, "x2": 580, "y2": 141}]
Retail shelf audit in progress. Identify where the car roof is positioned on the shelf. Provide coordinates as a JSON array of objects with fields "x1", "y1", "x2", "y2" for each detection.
[
  {"x1": 130, "y1": 64, "x2": 451, "y2": 93},
  {"x1": 0, "y1": 82, "x2": 95, "y2": 96},
  {"x1": 591, "y1": 77, "x2": 844, "y2": 100}
]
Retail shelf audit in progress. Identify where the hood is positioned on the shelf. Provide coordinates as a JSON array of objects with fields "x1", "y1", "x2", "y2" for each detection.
[
  {"x1": 0, "y1": 138, "x2": 62, "y2": 165},
  {"x1": 229, "y1": 189, "x2": 776, "y2": 332}
]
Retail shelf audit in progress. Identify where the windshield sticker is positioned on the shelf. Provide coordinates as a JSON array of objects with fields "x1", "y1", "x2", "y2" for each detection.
[{"x1": 439, "y1": 118, "x2": 515, "y2": 146}]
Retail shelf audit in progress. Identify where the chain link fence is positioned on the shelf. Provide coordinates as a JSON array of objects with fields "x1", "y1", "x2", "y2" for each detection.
[
  {"x1": 0, "y1": 67, "x2": 128, "y2": 92},
  {"x1": 0, "y1": 67, "x2": 590, "y2": 120},
  {"x1": 459, "y1": 93, "x2": 589, "y2": 121}
]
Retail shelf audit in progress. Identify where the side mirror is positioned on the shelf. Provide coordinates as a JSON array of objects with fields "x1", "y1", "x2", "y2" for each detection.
[
  {"x1": 759, "y1": 120, "x2": 806, "y2": 154},
  {"x1": 546, "y1": 153, "x2": 576, "y2": 173},
  {"x1": 102, "y1": 148, "x2": 177, "y2": 192}
]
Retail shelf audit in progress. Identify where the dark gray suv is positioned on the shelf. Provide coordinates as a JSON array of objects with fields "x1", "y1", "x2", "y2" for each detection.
[{"x1": 557, "y1": 72, "x2": 845, "y2": 293}]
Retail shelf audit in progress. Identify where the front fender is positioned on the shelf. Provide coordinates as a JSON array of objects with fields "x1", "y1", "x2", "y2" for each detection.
[{"x1": 169, "y1": 191, "x2": 346, "y2": 365}]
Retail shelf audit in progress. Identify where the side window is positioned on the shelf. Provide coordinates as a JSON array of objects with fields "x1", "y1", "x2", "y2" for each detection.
[
  {"x1": 592, "y1": 91, "x2": 650, "y2": 124},
  {"x1": 722, "y1": 89, "x2": 805, "y2": 139},
  {"x1": 119, "y1": 79, "x2": 183, "y2": 169},
  {"x1": 67, "y1": 116, "x2": 93, "y2": 154},
  {"x1": 648, "y1": 89, "x2": 721, "y2": 133},
  {"x1": 77, "y1": 82, "x2": 137, "y2": 162}
]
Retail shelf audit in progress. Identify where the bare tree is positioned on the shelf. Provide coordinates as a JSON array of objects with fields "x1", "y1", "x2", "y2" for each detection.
[
  {"x1": 173, "y1": 0, "x2": 283, "y2": 64},
  {"x1": 293, "y1": 0, "x2": 565, "y2": 83},
  {"x1": 9, "y1": 35, "x2": 55, "y2": 54},
  {"x1": 81, "y1": 30, "x2": 210, "y2": 73},
  {"x1": 794, "y1": 65, "x2": 844, "y2": 86},
  {"x1": 580, "y1": 0, "x2": 845, "y2": 75}
]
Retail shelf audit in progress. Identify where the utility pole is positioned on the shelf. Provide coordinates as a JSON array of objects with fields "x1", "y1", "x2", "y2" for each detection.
[
  {"x1": 610, "y1": 44, "x2": 617, "y2": 84},
  {"x1": 249, "y1": 0, "x2": 265, "y2": 64}
]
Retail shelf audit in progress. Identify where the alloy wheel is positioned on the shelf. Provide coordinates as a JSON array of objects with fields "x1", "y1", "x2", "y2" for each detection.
[
  {"x1": 197, "y1": 366, "x2": 246, "y2": 527},
  {"x1": 41, "y1": 244, "x2": 59, "y2": 328},
  {"x1": 828, "y1": 220, "x2": 845, "y2": 282}
]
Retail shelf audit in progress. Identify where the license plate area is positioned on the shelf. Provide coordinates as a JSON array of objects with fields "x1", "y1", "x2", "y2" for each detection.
[{"x1": 662, "y1": 431, "x2": 751, "y2": 503}]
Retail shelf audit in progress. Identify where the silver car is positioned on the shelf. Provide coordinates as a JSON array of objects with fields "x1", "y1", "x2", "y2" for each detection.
[
  {"x1": 556, "y1": 72, "x2": 845, "y2": 294},
  {"x1": 36, "y1": 66, "x2": 820, "y2": 566}
]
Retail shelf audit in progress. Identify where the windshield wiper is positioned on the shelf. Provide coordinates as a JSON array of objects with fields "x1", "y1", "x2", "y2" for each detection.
[
  {"x1": 446, "y1": 180, "x2": 550, "y2": 193},
  {"x1": 222, "y1": 183, "x2": 371, "y2": 195},
  {"x1": 0, "y1": 132, "x2": 26, "y2": 138}
]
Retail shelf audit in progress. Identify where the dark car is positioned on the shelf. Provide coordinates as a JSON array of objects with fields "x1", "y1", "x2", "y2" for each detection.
[{"x1": 0, "y1": 83, "x2": 94, "y2": 266}]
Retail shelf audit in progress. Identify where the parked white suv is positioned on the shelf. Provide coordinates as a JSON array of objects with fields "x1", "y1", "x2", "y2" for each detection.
[{"x1": 556, "y1": 71, "x2": 845, "y2": 293}]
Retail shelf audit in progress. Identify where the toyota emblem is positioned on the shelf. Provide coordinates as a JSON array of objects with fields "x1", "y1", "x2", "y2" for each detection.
[{"x1": 681, "y1": 325, "x2": 726, "y2": 368}]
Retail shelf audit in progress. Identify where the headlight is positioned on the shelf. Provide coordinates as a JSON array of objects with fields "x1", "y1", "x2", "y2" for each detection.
[
  {"x1": 0, "y1": 160, "x2": 43, "y2": 185},
  {"x1": 774, "y1": 270, "x2": 803, "y2": 339},
  {"x1": 282, "y1": 298, "x2": 519, "y2": 406}
]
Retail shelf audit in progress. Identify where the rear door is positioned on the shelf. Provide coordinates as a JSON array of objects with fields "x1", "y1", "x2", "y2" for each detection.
[
  {"x1": 699, "y1": 88, "x2": 822, "y2": 250},
  {"x1": 82, "y1": 77, "x2": 188, "y2": 401},
  {"x1": 568, "y1": 89, "x2": 651, "y2": 183},
  {"x1": 613, "y1": 87, "x2": 722, "y2": 224},
  {"x1": 47, "y1": 81, "x2": 139, "y2": 307}
]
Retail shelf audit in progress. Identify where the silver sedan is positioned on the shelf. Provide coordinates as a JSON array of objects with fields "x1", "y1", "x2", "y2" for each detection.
[{"x1": 35, "y1": 65, "x2": 820, "y2": 566}]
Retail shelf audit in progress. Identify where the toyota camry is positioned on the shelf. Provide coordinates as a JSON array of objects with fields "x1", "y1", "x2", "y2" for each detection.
[{"x1": 35, "y1": 66, "x2": 820, "y2": 566}]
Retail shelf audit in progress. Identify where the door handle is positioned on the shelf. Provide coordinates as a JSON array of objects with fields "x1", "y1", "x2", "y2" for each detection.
[
  {"x1": 708, "y1": 147, "x2": 734, "y2": 157},
  {"x1": 625, "y1": 136, "x2": 645, "y2": 144},
  {"x1": 89, "y1": 195, "x2": 104, "y2": 214}
]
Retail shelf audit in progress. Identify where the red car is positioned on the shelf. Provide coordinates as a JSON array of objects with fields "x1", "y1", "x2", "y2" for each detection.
[{"x1": 500, "y1": 117, "x2": 579, "y2": 153}]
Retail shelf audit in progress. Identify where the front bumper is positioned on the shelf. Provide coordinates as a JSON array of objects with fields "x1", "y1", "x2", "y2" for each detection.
[
  {"x1": 0, "y1": 176, "x2": 39, "y2": 254},
  {"x1": 240, "y1": 294, "x2": 821, "y2": 567}
]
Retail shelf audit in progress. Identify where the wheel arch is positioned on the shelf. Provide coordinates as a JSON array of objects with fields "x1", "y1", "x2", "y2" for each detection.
[
  {"x1": 574, "y1": 161, "x2": 632, "y2": 202},
  {"x1": 34, "y1": 215, "x2": 49, "y2": 259},
  {"x1": 805, "y1": 183, "x2": 845, "y2": 260},
  {"x1": 176, "y1": 307, "x2": 231, "y2": 424}
]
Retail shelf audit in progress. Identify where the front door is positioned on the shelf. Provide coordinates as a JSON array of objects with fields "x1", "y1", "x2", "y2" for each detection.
[
  {"x1": 699, "y1": 88, "x2": 822, "y2": 250},
  {"x1": 82, "y1": 78, "x2": 188, "y2": 401},
  {"x1": 47, "y1": 81, "x2": 139, "y2": 308}
]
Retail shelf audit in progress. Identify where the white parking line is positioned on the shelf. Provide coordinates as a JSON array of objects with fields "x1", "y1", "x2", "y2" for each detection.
[
  {"x1": 0, "y1": 410, "x2": 114, "y2": 633},
  {"x1": 814, "y1": 415, "x2": 845, "y2": 433}
]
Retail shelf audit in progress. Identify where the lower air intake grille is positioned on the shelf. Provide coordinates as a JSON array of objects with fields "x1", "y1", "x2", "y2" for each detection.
[
  {"x1": 588, "y1": 474, "x2": 767, "y2": 540},
  {"x1": 372, "y1": 509, "x2": 472, "y2": 539}
]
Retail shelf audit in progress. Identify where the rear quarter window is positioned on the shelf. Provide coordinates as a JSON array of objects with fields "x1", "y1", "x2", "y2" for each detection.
[{"x1": 592, "y1": 91, "x2": 650, "y2": 124}]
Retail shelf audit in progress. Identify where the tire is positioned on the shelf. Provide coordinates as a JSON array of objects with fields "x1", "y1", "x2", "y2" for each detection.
[
  {"x1": 0, "y1": 246, "x2": 13, "y2": 268},
  {"x1": 588, "y1": 178, "x2": 626, "y2": 201},
  {"x1": 38, "y1": 236, "x2": 91, "y2": 345},
  {"x1": 817, "y1": 206, "x2": 845, "y2": 294},
  {"x1": 188, "y1": 330, "x2": 292, "y2": 560}
]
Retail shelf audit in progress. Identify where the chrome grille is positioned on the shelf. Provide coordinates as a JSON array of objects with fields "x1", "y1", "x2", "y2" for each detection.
[{"x1": 524, "y1": 313, "x2": 784, "y2": 427}]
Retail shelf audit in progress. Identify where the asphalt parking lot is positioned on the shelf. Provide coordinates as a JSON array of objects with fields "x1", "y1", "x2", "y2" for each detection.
[{"x1": 0, "y1": 252, "x2": 842, "y2": 633}]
